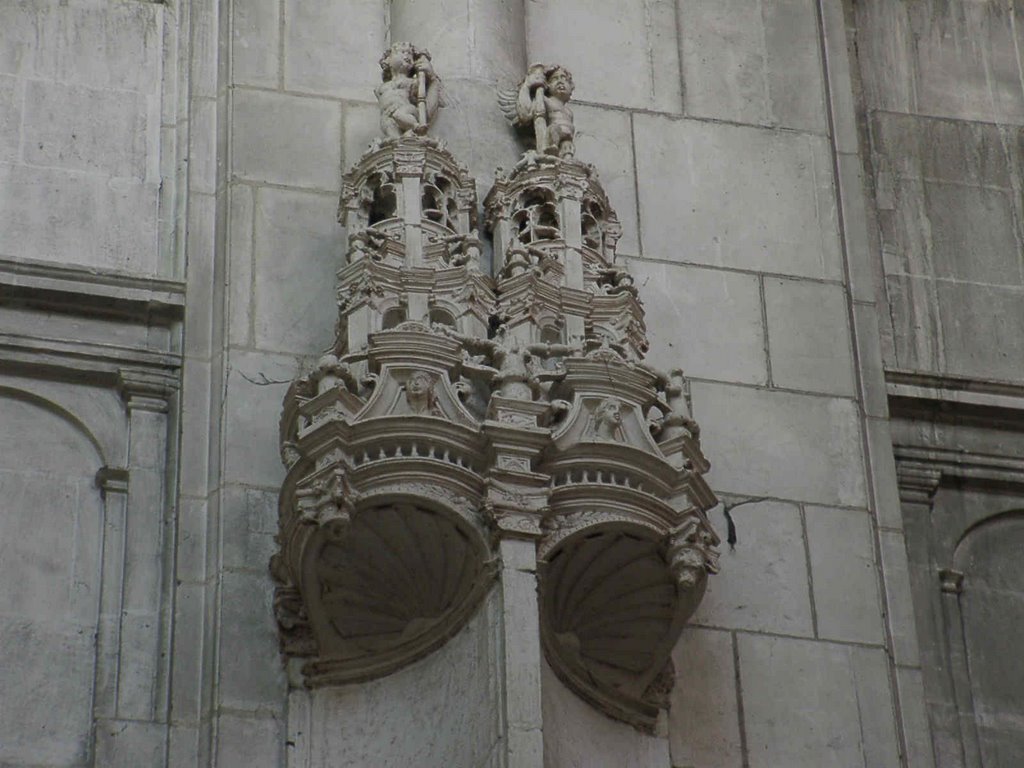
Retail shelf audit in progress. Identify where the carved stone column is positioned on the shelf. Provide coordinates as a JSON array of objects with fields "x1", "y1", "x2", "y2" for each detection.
[
  {"x1": 92, "y1": 466, "x2": 130, "y2": 719},
  {"x1": 114, "y1": 368, "x2": 177, "y2": 721}
]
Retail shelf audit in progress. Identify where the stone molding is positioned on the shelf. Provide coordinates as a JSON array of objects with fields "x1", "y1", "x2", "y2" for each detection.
[{"x1": 274, "y1": 53, "x2": 719, "y2": 732}]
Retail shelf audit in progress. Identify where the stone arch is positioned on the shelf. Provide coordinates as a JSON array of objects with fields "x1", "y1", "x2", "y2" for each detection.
[
  {"x1": 0, "y1": 389, "x2": 107, "y2": 766},
  {"x1": 951, "y1": 510, "x2": 1024, "y2": 766}
]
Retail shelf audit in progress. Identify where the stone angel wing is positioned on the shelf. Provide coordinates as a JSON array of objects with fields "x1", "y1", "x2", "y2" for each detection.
[{"x1": 497, "y1": 85, "x2": 532, "y2": 128}]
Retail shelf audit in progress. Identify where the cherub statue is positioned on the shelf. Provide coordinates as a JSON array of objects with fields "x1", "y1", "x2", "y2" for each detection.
[
  {"x1": 375, "y1": 42, "x2": 445, "y2": 138},
  {"x1": 499, "y1": 64, "x2": 576, "y2": 158}
]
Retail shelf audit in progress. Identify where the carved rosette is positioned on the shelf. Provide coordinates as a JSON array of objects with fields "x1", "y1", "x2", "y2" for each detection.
[{"x1": 275, "y1": 60, "x2": 718, "y2": 729}]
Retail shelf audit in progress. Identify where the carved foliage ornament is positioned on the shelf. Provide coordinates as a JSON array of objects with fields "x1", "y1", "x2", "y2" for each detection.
[{"x1": 273, "y1": 49, "x2": 719, "y2": 731}]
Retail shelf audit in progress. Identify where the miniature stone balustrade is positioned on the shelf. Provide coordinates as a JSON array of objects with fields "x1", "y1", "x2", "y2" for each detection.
[{"x1": 273, "y1": 54, "x2": 719, "y2": 731}]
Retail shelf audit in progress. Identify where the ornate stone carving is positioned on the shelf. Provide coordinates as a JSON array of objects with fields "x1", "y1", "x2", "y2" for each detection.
[
  {"x1": 375, "y1": 42, "x2": 445, "y2": 138},
  {"x1": 274, "y1": 57, "x2": 719, "y2": 730},
  {"x1": 499, "y1": 64, "x2": 576, "y2": 158}
]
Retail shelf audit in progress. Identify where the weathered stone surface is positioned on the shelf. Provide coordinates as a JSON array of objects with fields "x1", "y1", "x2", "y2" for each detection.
[
  {"x1": 693, "y1": 501, "x2": 813, "y2": 636},
  {"x1": 218, "y1": 571, "x2": 287, "y2": 713},
  {"x1": 223, "y1": 350, "x2": 301, "y2": 486},
  {"x1": 0, "y1": 2, "x2": 163, "y2": 92},
  {"x1": 0, "y1": 74, "x2": 20, "y2": 162},
  {"x1": 232, "y1": 90, "x2": 342, "y2": 191},
  {"x1": 23, "y1": 79, "x2": 149, "y2": 179},
  {"x1": 764, "y1": 278, "x2": 855, "y2": 396},
  {"x1": 856, "y1": 0, "x2": 1024, "y2": 124},
  {"x1": 572, "y1": 103, "x2": 639, "y2": 256},
  {"x1": 879, "y1": 530, "x2": 920, "y2": 666},
  {"x1": 94, "y1": 719, "x2": 166, "y2": 768},
  {"x1": 221, "y1": 487, "x2": 279, "y2": 573},
  {"x1": 896, "y1": 667, "x2": 937, "y2": 768},
  {"x1": 670, "y1": 628, "x2": 743, "y2": 768},
  {"x1": 0, "y1": 163, "x2": 159, "y2": 271},
  {"x1": 252, "y1": 187, "x2": 342, "y2": 354},
  {"x1": 691, "y1": 382, "x2": 866, "y2": 506},
  {"x1": 283, "y1": 0, "x2": 384, "y2": 99},
  {"x1": 738, "y1": 634, "x2": 899, "y2": 768},
  {"x1": 872, "y1": 113, "x2": 1024, "y2": 285},
  {"x1": 935, "y1": 280, "x2": 1024, "y2": 383},
  {"x1": 216, "y1": 713, "x2": 285, "y2": 768},
  {"x1": 526, "y1": 0, "x2": 681, "y2": 112},
  {"x1": 625, "y1": 259, "x2": 767, "y2": 384},
  {"x1": 634, "y1": 114, "x2": 842, "y2": 279},
  {"x1": 391, "y1": 0, "x2": 526, "y2": 84},
  {"x1": 542, "y1": 662, "x2": 671, "y2": 768},
  {"x1": 293, "y1": 591, "x2": 501, "y2": 767},
  {"x1": 679, "y1": 0, "x2": 827, "y2": 133},
  {"x1": 232, "y1": 0, "x2": 279, "y2": 88},
  {"x1": 805, "y1": 506, "x2": 885, "y2": 644}
]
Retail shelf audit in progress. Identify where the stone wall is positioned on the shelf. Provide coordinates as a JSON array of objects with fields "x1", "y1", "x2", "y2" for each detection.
[
  {"x1": 7, "y1": 0, "x2": 1020, "y2": 766},
  {"x1": 855, "y1": 3, "x2": 1024, "y2": 765}
]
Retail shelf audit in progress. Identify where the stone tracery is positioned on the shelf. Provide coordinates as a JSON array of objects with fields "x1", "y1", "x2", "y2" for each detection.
[{"x1": 273, "y1": 50, "x2": 719, "y2": 731}]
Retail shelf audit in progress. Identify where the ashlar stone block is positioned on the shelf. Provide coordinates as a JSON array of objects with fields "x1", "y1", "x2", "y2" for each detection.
[
  {"x1": 764, "y1": 277, "x2": 855, "y2": 396},
  {"x1": 526, "y1": 0, "x2": 682, "y2": 112},
  {"x1": 692, "y1": 501, "x2": 813, "y2": 636},
  {"x1": 738, "y1": 634, "x2": 899, "y2": 768},
  {"x1": 670, "y1": 628, "x2": 743, "y2": 767},
  {"x1": 634, "y1": 113, "x2": 842, "y2": 279},
  {"x1": 217, "y1": 570, "x2": 287, "y2": 714},
  {"x1": 252, "y1": 187, "x2": 343, "y2": 354},
  {"x1": 542, "y1": 662, "x2": 671, "y2": 768},
  {"x1": 0, "y1": 74, "x2": 21, "y2": 162},
  {"x1": 215, "y1": 713, "x2": 285, "y2": 768},
  {"x1": 691, "y1": 382, "x2": 866, "y2": 506},
  {"x1": 0, "y1": 2, "x2": 163, "y2": 93},
  {"x1": 223, "y1": 350, "x2": 301, "y2": 487},
  {"x1": 805, "y1": 506, "x2": 885, "y2": 644},
  {"x1": 23, "y1": 79, "x2": 148, "y2": 179},
  {"x1": 298, "y1": 592, "x2": 501, "y2": 767},
  {"x1": 231, "y1": 89, "x2": 342, "y2": 191},
  {"x1": 232, "y1": 0, "x2": 279, "y2": 88},
  {"x1": 283, "y1": 0, "x2": 384, "y2": 99},
  {"x1": 679, "y1": 0, "x2": 827, "y2": 133},
  {"x1": 571, "y1": 103, "x2": 639, "y2": 256},
  {"x1": 624, "y1": 259, "x2": 767, "y2": 384},
  {"x1": 0, "y1": 163, "x2": 159, "y2": 272}
]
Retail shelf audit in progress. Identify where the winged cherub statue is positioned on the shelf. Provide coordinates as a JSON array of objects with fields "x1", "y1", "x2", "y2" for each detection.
[
  {"x1": 499, "y1": 64, "x2": 576, "y2": 158},
  {"x1": 375, "y1": 42, "x2": 446, "y2": 138}
]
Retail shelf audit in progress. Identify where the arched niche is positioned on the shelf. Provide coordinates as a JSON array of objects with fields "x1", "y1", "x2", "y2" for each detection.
[
  {"x1": 953, "y1": 511, "x2": 1024, "y2": 766},
  {"x1": 0, "y1": 391, "x2": 106, "y2": 766}
]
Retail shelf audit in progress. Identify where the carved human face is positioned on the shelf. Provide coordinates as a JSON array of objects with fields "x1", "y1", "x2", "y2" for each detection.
[
  {"x1": 386, "y1": 43, "x2": 415, "y2": 75},
  {"x1": 548, "y1": 69, "x2": 574, "y2": 99},
  {"x1": 598, "y1": 400, "x2": 622, "y2": 425},
  {"x1": 407, "y1": 372, "x2": 431, "y2": 396}
]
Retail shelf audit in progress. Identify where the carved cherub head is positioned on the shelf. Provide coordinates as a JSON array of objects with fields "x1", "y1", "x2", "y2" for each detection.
[
  {"x1": 545, "y1": 65, "x2": 574, "y2": 101},
  {"x1": 379, "y1": 41, "x2": 419, "y2": 81}
]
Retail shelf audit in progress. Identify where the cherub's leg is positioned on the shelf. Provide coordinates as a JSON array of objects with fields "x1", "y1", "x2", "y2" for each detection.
[{"x1": 394, "y1": 106, "x2": 420, "y2": 135}]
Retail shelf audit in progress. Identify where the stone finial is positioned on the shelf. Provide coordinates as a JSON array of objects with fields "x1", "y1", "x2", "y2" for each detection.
[
  {"x1": 499, "y1": 64, "x2": 576, "y2": 158},
  {"x1": 375, "y1": 42, "x2": 445, "y2": 138}
]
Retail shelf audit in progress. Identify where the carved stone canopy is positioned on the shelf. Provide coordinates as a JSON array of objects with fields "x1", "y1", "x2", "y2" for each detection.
[{"x1": 273, "y1": 58, "x2": 718, "y2": 731}]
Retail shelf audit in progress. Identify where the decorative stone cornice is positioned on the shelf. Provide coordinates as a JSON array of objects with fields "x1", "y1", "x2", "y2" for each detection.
[
  {"x1": 95, "y1": 466, "x2": 130, "y2": 496},
  {"x1": 117, "y1": 368, "x2": 179, "y2": 413},
  {"x1": 894, "y1": 458, "x2": 942, "y2": 504},
  {"x1": 939, "y1": 568, "x2": 965, "y2": 595}
]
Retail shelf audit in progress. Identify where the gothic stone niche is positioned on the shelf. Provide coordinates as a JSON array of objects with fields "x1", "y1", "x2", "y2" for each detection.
[{"x1": 274, "y1": 51, "x2": 719, "y2": 729}]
